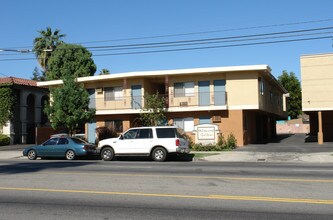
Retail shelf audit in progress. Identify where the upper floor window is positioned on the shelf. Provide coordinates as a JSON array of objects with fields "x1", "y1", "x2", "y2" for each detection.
[
  {"x1": 199, "y1": 116, "x2": 211, "y2": 124},
  {"x1": 104, "y1": 87, "x2": 123, "y2": 101},
  {"x1": 174, "y1": 82, "x2": 194, "y2": 97},
  {"x1": 259, "y1": 77, "x2": 265, "y2": 95},
  {"x1": 173, "y1": 117, "x2": 194, "y2": 132}
]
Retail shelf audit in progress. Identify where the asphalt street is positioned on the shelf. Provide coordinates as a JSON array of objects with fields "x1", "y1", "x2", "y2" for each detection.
[{"x1": 1, "y1": 159, "x2": 333, "y2": 219}]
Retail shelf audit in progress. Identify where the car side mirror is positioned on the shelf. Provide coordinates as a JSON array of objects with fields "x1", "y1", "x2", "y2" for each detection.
[{"x1": 119, "y1": 135, "x2": 124, "y2": 140}]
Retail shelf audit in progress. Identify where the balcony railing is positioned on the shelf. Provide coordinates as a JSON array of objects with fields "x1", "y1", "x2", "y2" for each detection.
[{"x1": 90, "y1": 91, "x2": 227, "y2": 111}]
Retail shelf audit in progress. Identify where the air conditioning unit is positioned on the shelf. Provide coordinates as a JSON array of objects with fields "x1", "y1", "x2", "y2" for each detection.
[
  {"x1": 96, "y1": 88, "x2": 103, "y2": 94},
  {"x1": 179, "y1": 101, "x2": 188, "y2": 107},
  {"x1": 212, "y1": 115, "x2": 221, "y2": 123}
]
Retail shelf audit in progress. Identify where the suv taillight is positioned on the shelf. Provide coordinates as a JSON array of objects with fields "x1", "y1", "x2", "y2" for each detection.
[{"x1": 176, "y1": 139, "x2": 180, "y2": 146}]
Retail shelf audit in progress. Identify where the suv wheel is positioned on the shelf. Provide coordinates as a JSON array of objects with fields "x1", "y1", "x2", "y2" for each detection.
[
  {"x1": 152, "y1": 147, "x2": 167, "y2": 162},
  {"x1": 101, "y1": 147, "x2": 114, "y2": 161}
]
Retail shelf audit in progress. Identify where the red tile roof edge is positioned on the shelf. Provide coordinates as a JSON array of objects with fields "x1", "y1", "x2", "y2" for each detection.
[{"x1": 0, "y1": 77, "x2": 38, "y2": 87}]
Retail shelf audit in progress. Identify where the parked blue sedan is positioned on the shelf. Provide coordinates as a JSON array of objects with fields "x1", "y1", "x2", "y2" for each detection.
[{"x1": 23, "y1": 137, "x2": 96, "y2": 160}]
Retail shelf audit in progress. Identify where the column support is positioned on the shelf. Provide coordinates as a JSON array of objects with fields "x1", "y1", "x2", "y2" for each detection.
[{"x1": 318, "y1": 111, "x2": 323, "y2": 144}]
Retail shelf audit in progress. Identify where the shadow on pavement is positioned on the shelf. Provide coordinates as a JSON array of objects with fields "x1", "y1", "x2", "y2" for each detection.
[
  {"x1": 0, "y1": 161, "x2": 97, "y2": 175},
  {"x1": 114, "y1": 154, "x2": 194, "y2": 162},
  {"x1": 270, "y1": 134, "x2": 294, "y2": 143},
  {"x1": 235, "y1": 134, "x2": 333, "y2": 153}
]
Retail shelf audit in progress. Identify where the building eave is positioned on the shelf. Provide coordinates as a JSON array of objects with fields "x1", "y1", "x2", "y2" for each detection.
[{"x1": 37, "y1": 65, "x2": 271, "y2": 87}]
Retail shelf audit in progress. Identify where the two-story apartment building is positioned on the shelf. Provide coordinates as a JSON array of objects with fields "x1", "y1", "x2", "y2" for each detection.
[
  {"x1": 301, "y1": 52, "x2": 333, "y2": 144},
  {"x1": 0, "y1": 77, "x2": 48, "y2": 144},
  {"x1": 38, "y1": 65, "x2": 288, "y2": 146}
]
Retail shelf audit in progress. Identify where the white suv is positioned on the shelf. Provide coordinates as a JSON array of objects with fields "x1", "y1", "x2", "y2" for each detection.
[{"x1": 97, "y1": 126, "x2": 190, "y2": 162}]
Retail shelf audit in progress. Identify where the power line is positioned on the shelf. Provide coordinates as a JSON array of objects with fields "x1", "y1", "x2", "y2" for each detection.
[
  {"x1": 89, "y1": 31, "x2": 333, "y2": 52},
  {"x1": 0, "y1": 35, "x2": 331, "y2": 61},
  {"x1": 77, "y1": 18, "x2": 333, "y2": 44},
  {"x1": 0, "y1": 72, "x2": 10, "y2": 77},
  {"x1": 0, "y1": 28, "x2": 332, "y2": 61},
  {"x1": 93, "y1": 36, "x2": 333, "y2": 56},
  {"x1": 85, "y1": 26, "x2": 333, "y2": 50},
  {"x1": 2, "y1": 17, "x2": 333, "y2": 50},
  {"x1": 3, "y1": 25, "x2": 330, "y2": 55},
  {"x1": 0, "y1": 57, "x2": 35, "y2": 61}
]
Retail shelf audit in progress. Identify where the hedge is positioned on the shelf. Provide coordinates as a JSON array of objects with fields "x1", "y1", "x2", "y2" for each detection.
[{"x1": 0, "y1": 134, "x2": 10, "y2": 146}]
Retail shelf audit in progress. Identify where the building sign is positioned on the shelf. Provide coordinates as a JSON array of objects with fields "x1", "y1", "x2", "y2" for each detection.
[
  {"x1": 197, "y1": 127, "x2": 215, "y2": 140},
  {"x1": 193, "y1": 124, "x2": 220, "y2": 145}
]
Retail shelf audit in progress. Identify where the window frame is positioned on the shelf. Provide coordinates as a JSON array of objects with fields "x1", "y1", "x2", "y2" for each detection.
[
  {"x1": 174, "y1": 82, "x2": 194, "y2": 97},
  {"x1": 104, "y1": 86, "x2": 123, "y2": 101},
  {"x1": 173, "y1": 117, "x2": 194, "y2": 132}
]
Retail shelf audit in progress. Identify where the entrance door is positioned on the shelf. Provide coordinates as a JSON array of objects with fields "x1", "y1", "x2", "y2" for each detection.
[
  {"x1": 214, "y1": 80, "x2": 226, "y2": 105},
  {"x1": 87, "y1": 122, "x2": 96, "y2": 144},
  {"x1": 131, "y1": 85, "x2": 142, "y2": 109},
  {"x1": 198, "y1": 81, "x2": 210, "y2": 106}
]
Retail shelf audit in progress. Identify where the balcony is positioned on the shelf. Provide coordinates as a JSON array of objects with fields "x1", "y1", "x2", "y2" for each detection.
[{"x1": 90, "y1": 91, "x2": 227, "y2": 114}]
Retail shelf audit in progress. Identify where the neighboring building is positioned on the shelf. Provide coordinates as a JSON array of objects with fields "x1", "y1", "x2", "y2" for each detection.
[
  {"x1": 301, "y1": 52, "x2": 333, "y2": 144},
  {"x1": 0, "y1": 77, "x2": 48, "y2": 144},
  {"x1": 38, "y1": 65, "x2": 288, "y2": 146}
]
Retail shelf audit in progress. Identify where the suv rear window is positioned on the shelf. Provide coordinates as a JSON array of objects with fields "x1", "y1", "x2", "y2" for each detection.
[{"x1": 156, "y1": 128, "x2": 176, "y2": 138}]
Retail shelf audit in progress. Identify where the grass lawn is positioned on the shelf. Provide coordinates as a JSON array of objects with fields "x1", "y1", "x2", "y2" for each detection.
[{"x1": 193, "y1": 152, "x2": 220, "y2": 159}]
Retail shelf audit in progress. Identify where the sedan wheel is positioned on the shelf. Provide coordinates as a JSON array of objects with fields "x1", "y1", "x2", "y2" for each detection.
[
  {"x1": 101, "y1": 147, "x2": 114, "y2": 161},
  {"x1": 65, "y1": 150, "x2": 75, "y2": 160},
  {"x1": 152, "y1": 147, "x2": 167, "y2": 162},
  {"x1": 27, "y1": 149, "x2": 37, "y2": 160}
]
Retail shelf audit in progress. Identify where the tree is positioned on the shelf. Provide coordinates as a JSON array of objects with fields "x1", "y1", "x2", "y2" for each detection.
[
  {"x1": 46, "y1": 43, "x2": 96, "y2": 80},
  {"x1": 33, "y1": 27, "x2": 66, "y2": 72},
  {"x1": 139, "y1": 92, "x2": 167, "y2": 126},
  {"x1": 44, "y1": 75, "x2": 95, "y2": 135},
  {"x1": 99, "y1": 68, "x2": 110, "y2": 75},
  {"x1": 278, "y1": 70, "x2": 302, "y2": 119},
  {"x1": 31, "y1": 67, "x2": 45, "y2": 81},
  {"x1": 0, "y1": 86, "x2": 15, "y2": 128}
]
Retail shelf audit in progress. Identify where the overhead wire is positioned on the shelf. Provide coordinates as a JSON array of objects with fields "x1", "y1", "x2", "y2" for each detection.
[
  {"x1": 2, "y1": 17, "x2": 333, "y2": 49},
  {"x1": 92, "y1": 36, "x2": 333, "y2": 57},
  {"x1": 0, "y1": 21, "x2": 332, "y2": 61},
  {"x1": 0, "y1": 35, "x2": 331, "y2": 61},
  {"x1": 77, "y1": 18, "x2": 333, "y2": 44},
  {"x1": 86, "y1": 26, "x2": 333, "y2": 50}
]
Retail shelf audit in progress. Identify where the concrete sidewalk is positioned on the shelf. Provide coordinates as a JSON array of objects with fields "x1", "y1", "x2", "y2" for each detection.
[
  {"x1": 0, "y1": 151, "x2": 23, "y2": 159},
  {"x1": 0, "y1": 144, "x2": 29, "y2": 160},
  {"x1": 200, "y1": 151, "x2": 333, "y2": 163}
]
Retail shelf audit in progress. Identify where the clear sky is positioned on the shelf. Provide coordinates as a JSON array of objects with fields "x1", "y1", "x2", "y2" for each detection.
[{"x1": 1, "y1": 0, "x2": 332, "y2": 80}]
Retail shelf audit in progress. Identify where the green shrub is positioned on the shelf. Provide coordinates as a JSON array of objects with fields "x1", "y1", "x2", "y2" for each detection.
[
  {"x1": 191, "y1": 143, "x2": 217, "y2": 151},
  {"x1": 95, "y1": 126, "x2": 118, "y2": 144},
  {"x1": 217, "y1": 133, "x2": 226, "y2": 147},
  {"x1": 226, "y1": 133, "x2": 237, "y2": 149},
  {"x1": 0, "y1": 134, "x2": 10, "y2": 146},
  {"x1": 190, "y1": 133, "x2": 237, "y2": 151}
]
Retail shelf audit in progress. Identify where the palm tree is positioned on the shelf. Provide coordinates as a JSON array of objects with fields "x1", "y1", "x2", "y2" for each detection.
[
  {"x1": 99, "y1": 69, "x2": 111, "y2": 75},
  {"x1": 33, "y1": 27, "x2": 66, "y2": 71}
]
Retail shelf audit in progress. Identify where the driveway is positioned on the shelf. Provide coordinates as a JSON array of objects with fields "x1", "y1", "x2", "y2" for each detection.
[
  {"x1": 203, "y1": 134, "x2": 333, "y2": 163},
  {"x1": 235, "y1": 134, "x2": 333, "y2": 153}
]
